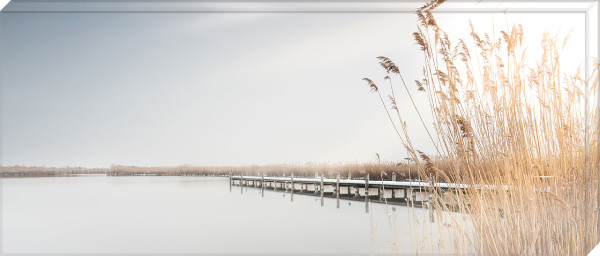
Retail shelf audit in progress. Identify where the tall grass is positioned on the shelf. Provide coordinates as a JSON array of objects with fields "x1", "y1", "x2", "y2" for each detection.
[{"x1": 365, "y1": 0, "x2": 600, "y2": 254}]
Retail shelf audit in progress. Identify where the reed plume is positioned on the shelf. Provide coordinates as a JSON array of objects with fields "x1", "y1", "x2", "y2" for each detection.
[{"x1": 365, "y1": 0, "x2": 600, "y2": 254}]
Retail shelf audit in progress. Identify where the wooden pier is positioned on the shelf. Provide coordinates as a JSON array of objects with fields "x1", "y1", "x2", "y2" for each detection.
[{"x1": 228, "y1": 172, "x2": 470, "y2": 211}]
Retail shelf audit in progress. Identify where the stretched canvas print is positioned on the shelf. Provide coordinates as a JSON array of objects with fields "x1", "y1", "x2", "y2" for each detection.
[{"x1": 1, "y1": 0, "x2": 599, "y2": 255}]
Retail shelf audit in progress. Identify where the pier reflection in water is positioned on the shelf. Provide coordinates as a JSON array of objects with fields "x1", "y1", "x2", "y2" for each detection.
[{"x1": 230, "y1": 172, "x2": 438, "y2": 220}]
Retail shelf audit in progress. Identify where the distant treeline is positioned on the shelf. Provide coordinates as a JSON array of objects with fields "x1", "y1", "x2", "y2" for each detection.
[
  {"x1": 106, "y1": 162, "x2": 426, "y2": 180},
  {"x1": 0, "y1": 166, "x2": 107, "y2": 177},
  {"x1": 1, "y1": 161, "x2": 451, "y2": 181}
]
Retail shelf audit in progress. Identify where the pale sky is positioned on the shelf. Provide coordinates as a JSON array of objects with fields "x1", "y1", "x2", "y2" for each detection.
[{"x1": 0, "y1": 1, "x2": 590, "y2": 168}]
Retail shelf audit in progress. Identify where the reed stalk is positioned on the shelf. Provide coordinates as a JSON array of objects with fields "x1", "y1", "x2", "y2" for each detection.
[{"x1": 364, "y1": 0, "x2": 600, "y2": 254}]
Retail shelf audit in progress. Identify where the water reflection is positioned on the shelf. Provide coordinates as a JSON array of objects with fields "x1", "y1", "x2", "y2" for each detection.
[{"x1": 3, "y1": 176, "x2": 459, "y2": 254}]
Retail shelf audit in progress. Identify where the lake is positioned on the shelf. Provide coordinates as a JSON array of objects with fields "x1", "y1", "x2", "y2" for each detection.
[{"x1": 2, "y1": 176, "x2": 445, "y2": 254}]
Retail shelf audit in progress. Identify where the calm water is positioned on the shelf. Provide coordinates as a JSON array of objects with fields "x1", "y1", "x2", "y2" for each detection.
[{"x1": 2, "y1": 176, "x2": 444, "y2": 254}]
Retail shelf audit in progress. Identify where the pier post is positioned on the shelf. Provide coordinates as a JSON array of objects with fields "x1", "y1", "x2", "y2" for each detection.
[
  {"x1": 429, "y1": 202, "x2": 435, "y2": 223},
  {"x1": 261, "y1": 173, "x2": 265, "y2": 197},
  {"x1": 354, "y1": 186, "x2": 359, "y2": 198},
  {"x1": 291, "y1": 173, "x2": 294, "y2": 202},
  {"x1": 346, "y1": 173, "x2": 351, "y2": 195},
  {"x1": 336, "y1": 172, "x2": 340, "y2": 209},
  {"x1": 320, "y1": 173, "x2": 324, "y2": 207},
  {"x1": 240, "y1": 172, "x2": 244, "y2": 194},
  {"x1": 364, "y1": 173, "x2": 370, "y2": 213},
  {"x1": 365, "y1": 173, "x2": 369, "y2": 198},
  {"x1": 391, "y1": 172, "x2": 396, "y2": 198},
  {"x1": 229, "y1": 171, "x2": 232, "y2": 192}
]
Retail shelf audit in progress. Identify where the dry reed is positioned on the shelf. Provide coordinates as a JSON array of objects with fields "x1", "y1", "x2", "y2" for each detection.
[{"x1": 364, "y1": 0, "x2": 600, "y2": 254}]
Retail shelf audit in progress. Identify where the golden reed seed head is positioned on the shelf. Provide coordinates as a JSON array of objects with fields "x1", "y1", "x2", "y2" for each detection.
[
  {"x1": 362, "y1": 77, "x2": 378, "y2": 92},
  {"x1": 377, "y1": 56, "x2": 400, "y2": 74}
]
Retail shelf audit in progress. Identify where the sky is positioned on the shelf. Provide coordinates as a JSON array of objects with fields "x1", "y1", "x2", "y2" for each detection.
[{"x1": 0, "y1": 1, "x2": 591, "y2": 168}]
